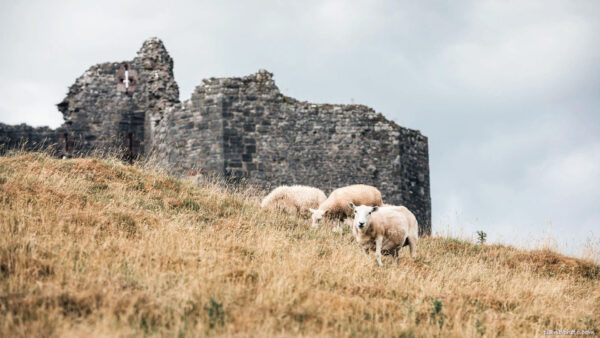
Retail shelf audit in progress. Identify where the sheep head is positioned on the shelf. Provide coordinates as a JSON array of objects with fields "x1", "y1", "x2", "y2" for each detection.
[
  {"x1": 309, "y1": 208, "x2": 327, "y2": 228},
  {"x1": 348, "y1": 202, "x2": 378, "y2": 232}
]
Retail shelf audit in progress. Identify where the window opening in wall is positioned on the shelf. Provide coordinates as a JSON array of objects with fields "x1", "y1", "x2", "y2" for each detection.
[{"x1": 116, "y1": 63, "x2": 138, "y2": 95}]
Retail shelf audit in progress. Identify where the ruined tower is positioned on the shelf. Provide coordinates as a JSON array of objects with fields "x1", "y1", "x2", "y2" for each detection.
[{"x1": 55, "y1": 38, "x2": 179, "y2": 158}]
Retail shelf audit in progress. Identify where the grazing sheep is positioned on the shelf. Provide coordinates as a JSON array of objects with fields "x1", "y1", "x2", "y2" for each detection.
[
  {"x1": 309, "y1": 184, "x2": 382, "y2": 231},
  {"x1": 260, "y1": 185, "x2": 327, "y2": 215},
  {"x1": 380, "y1": 204, "x2": 418, "y2": 234},
  {"x1": 348, "y1": 203, "x2": 418, "y2": 266}
]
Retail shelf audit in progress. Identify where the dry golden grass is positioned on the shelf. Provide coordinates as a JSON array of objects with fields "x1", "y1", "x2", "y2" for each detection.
[{"x1": 0, "y1": 152, "x2": 598, "y2": 337}]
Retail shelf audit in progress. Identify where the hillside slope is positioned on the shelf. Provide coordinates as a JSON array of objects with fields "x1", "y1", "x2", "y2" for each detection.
[{"x1": 0, "y1": 153, "x2": 598, "y2": 337}]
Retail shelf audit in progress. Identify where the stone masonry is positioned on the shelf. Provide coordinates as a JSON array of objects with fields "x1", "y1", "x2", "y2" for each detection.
[
  {"x1": 0, "y1": 123, "x2": 62, "y2": 154},
  {"x1": 55, "y1": 37, "x2": 179, "y2": 158},
  {"x1": 0, "y1": 38, "x2": 431, "y2": 234}
]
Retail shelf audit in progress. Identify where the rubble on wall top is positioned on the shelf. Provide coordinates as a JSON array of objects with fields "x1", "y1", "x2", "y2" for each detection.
[{"x1": 137, "y1": 37, "x2": 168, "y2": 55}]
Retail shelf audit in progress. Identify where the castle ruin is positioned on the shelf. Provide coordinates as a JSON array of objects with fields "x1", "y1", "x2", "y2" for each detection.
[{"x1": 0, "y1": 38, "x2": 431, "y2": 234}]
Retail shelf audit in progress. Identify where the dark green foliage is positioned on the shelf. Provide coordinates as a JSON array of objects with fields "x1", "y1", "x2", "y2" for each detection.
[
  {"x1": 204, "y1": 297, "x2": 226, "y2": 329},
  {"x1": 476, "y1": 231, "x2": 487, "y2": 245},
  {"x1": 430, "y1": 298, "x2": 445, "y2": 329}
]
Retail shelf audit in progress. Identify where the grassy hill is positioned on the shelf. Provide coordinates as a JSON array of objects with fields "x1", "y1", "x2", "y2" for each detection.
[{"x1": 0, "y1": 153, "x2": 598, "y2": 337}]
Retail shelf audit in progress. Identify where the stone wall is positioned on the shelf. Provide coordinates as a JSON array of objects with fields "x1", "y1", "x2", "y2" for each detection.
[
  {"x1": 56, "y1": 38, "x2": 179, "y2": 158},
  {"x1": 152, "y1": 70, "x2": 431, "y2": 234},
  {"x1": 0, "y1": 123, "x2": 62, "y2": 155},
  {"x1": 150, "y1": 85, "x2": 225, "y2": 175}
]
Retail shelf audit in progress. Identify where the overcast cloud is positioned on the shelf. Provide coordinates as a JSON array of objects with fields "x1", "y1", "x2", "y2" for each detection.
[{"x1": 1, "y1": 0, "x2": 599, "y2": 257}]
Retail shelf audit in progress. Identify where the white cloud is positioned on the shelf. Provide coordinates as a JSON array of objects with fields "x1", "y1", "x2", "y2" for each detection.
[
  {"x1": 434, "y1": 0, "x2": 599, "y2": 101},
  {"x1": 532, "y1": 143, "x2": 600, "y2": 197}
]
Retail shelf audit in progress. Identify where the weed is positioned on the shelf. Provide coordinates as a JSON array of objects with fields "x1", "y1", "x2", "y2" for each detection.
[
  {"x1": 475, "y1": 318, "x2": 486, "y2": 336},
  {"x1": 182, "y1": 197, "x2": 201, "y2": 212},
  {"x1": 204, "y1": 297, "x2": 226, "y2": 329},
  {"x1": 430, "y1": 298, "x2": 445, "y2": 329},
  {"x1": 476, "y1": 230, "x2": 487, "y2": 245}
]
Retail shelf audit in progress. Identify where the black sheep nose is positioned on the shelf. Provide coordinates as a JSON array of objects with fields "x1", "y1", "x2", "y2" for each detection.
[{"x1": 358, "y1": 222, "x2": 365, "y2": 228}]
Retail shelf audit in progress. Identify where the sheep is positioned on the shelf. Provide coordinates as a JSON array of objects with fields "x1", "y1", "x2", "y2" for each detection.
[
  {"x1": 381, "y1": 204, "x2": 419, "y2": 234},
  {"x1": 309, "y1": 184, "x2": 382, "y2": 231},
  {"x1": 260, "y1": 185, "x2": 327, "y2": 216},
  {"x1": 348, "y1": 203, "x2": 418, "y2": 266}
]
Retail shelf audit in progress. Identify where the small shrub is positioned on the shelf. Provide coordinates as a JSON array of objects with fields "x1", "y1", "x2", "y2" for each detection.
[
  {"x1": 204, "y1": 297, "x2": 226, "y2": 329},
  {"x1": 430, "y1": 298, "x2": 445, "y2": 329},
  {"x1": 476, "y1": 231, "x2": 487, "y2": 245},
  {"x1": 475, "y1": 318, "x2": 486, "y2": 336}
]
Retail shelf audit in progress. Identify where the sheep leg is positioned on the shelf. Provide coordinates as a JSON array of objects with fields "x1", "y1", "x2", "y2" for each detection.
[
  {"x1": 408, "y1": 236, "x2": 417, "y2": 259},
  {"x1": 362, "y1": 248, "x2": 369, "y2": 259},
  {"x1": 332, "y1": 220, "x2": 343, "y2": 233},
  {"x1": 393, "y1": 247, "x2": 400, "y2": 265},
  {"x1": 375, "y1": 236, "x2": 383, "y2": 266},
  {"x1": 363, "y1": 246, "x2": 370, "y2": 259}
]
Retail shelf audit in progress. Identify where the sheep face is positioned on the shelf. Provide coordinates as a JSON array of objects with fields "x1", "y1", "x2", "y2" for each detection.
[
  {"x1": 309, "y1": 208, "x2": 326, "y2": 228},
  {"x1": 348, "y1": 202, "x2": 378, "y2": 233}
]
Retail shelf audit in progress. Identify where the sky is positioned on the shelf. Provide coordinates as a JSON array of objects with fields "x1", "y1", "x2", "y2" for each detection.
[{"x1": 1, "y1": 0, "x2": 599, "y2": 257}]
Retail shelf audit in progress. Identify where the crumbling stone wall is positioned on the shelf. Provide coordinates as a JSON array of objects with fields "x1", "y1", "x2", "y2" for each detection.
[
  {"x1": 152, "y1": 70, "x2": 431, "y2": 234},
  {"x1": 56, "y1": 38, "x2": 179, "y2": 158},
  {"x1": 150, "y1": 86, "x2": 225, "y2": 175},
  {"x1": 0, "y1": 123, "x2": 62, "y2": 154}
]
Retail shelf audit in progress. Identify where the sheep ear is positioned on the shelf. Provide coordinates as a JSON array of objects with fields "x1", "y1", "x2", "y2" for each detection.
[
  {"x1": 347, "y1": 202, "x2": 355, "y2": 209},
  {"x1": 372, "y1": 206, "x2": 379, "y2": 212},
  {"x1": 309, "y1": 208, "x2": 316, "y2": 213}
]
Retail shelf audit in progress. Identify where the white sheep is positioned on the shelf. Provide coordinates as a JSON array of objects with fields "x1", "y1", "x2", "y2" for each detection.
[
  {"x1": 381, "y1": 204, "x2": 419, "y2": 234},
  {"x1": 260, "y1": 185, "x2": 327, "y2": 215},
  {"x1": 309, "y1": 184, "x2": 382, "y2": 231},
  {"x1": 348, "y1": 203, "x2": 418, "y2": 266}
]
